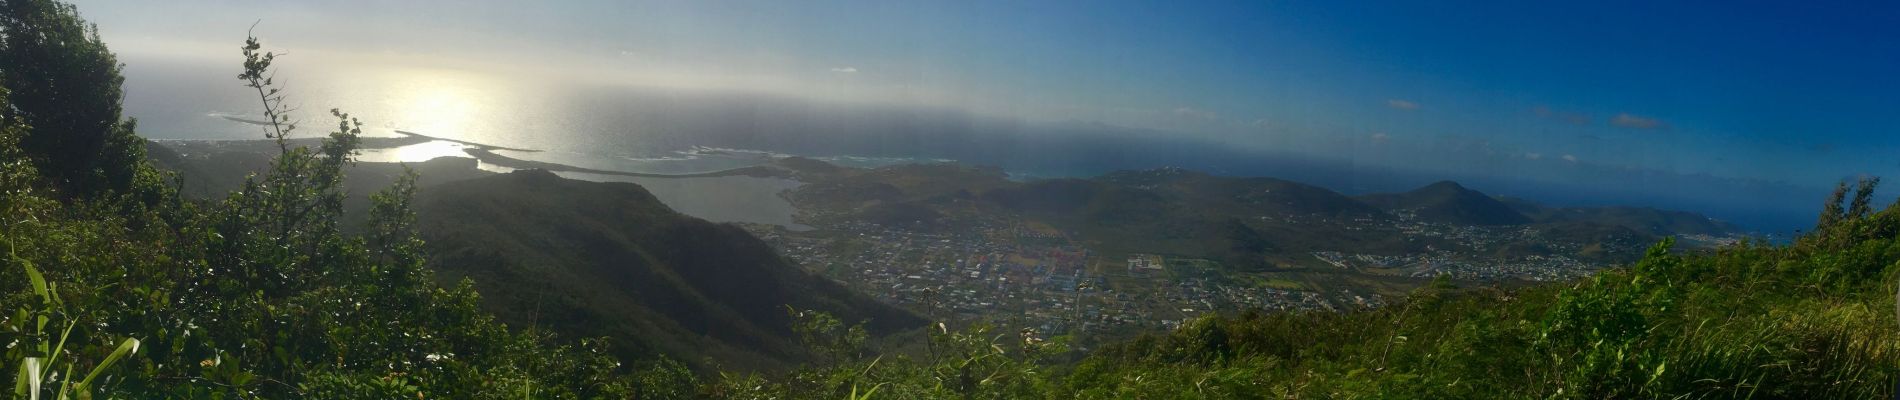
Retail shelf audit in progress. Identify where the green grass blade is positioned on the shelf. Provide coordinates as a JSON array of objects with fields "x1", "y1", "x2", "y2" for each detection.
[
  {"x1": 43, "y1": 321, "x2": 74, "y2": 378},
  {"x1": 18, "y1": 357, "x2": 40, "y2": 400},
  {"x1": 21, "y1": 259, "x2": 50, "y2": 304},
  {"x1": 56, "y1": 362, "x2": 73, "y2": 400},
  {"x1": 77, "y1": 338, "x2": 139, "y2": 388}
]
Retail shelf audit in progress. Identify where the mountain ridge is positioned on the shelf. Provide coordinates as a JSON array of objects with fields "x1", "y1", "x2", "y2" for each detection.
[{"x1": 1356, "y1": 180, "x2": 1534, "y2": 225}]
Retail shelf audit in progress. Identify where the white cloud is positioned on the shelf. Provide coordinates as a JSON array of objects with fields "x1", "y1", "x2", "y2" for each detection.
[
  {"x1": 1386, "y1": 99, "x2": 1419, "y2": 110},
  {"x1": 1369, "y1": 132, "x2": 1390, "y2": 144},
  {"x1": 829, "y1": 66, "x2": 859, "y2": 73},
  {"x1": 1562, "y1": 154, "x2": 1578, "y2": 162},
  {"x1": 1524, "y1": 152, "x2": 1543, "y2": 160}
]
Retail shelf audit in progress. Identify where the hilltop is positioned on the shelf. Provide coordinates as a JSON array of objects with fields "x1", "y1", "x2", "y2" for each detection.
[{"x1": 1357, "y1": 180, "x2": 1533, "y2": 225}]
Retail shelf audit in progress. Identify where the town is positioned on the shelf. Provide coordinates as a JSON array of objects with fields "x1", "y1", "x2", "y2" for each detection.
[
  {"x1": 746, "y1": 219, "x2": 1394, "y2": 345},
  {"x1": 739, "y1": 197, "x2": 1701, "y2": 344}
]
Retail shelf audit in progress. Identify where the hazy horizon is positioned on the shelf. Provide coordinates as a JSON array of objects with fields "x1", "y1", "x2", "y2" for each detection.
[{"x1": 77, "y1": 0, "x2": 1900, "y2": 232}]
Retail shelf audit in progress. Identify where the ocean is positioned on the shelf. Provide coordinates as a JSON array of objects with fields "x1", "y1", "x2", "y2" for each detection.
[{"x1": 118, "y1": 54, "x2": 1821, "y2": 234}]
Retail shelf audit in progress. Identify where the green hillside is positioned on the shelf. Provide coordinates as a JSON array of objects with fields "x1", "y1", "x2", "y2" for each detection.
[
  {"x1": 414, "y1": 170, "x2": 924, "y2": 372},
  {"x1": 1501, "y1": 196, "x2": 1746, "y2": 236}
]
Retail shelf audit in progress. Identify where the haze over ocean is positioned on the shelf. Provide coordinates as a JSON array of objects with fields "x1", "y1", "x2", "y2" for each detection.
[
  {"x1": 120, "y1": 55, "x2": 1816, "y2": 234},
  {"x1": 81, "y1": 0, "x2": 1900, "y2": 236}
]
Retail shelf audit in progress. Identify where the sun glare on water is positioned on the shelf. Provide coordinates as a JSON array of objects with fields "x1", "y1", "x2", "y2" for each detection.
[
  {"x1": 334, "y1": 65, "x2": 533, "y2": 163},
  {"x1": 355, "y1": 140, "x2": 471, "y2": 163},
  {"x1": 383, "y1": 68, "x2": 488, "y2": 139}
]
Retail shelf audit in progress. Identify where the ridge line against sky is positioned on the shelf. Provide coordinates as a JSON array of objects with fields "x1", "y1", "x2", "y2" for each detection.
[{"x1": 75, "y1": 0, "x2": 1900, "y2": 194}]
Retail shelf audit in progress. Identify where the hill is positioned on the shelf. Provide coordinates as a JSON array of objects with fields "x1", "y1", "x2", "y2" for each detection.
[
  {"x1": 412, "y1": 169, "x2": 925, "y2": 371},
  {"x1": 976, "y1": 168, "x2": 1394, "y2": 270},
  {"x1": 794, "y1": 165, "x2": 1631, "y2": 273},
  {"x1": 1357, "y1": 180, "x2": 1533, "y2": 225},
  {"x1": 1501, "y1": 196, "x2": 1743, "y2": 236},
  {"x1": 1095, "y1": 167, "x2": 1386, "y2": 218},
  {"x1": 146, "y1": 141, "x2": 931, "y2": 369}
]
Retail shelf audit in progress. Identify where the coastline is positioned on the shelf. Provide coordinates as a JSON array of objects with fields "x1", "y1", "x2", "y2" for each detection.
[
  {"x1": 460, "y1": 147, "x2": 796, "y2": 180},
  {"x1": 393, "y1": 130, "x2": 544, "y2": 153}
]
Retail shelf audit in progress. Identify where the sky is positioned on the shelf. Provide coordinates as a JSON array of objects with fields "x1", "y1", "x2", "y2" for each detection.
[{"x1": 71, "y1": 0, "x2": 1900, "y2": 228}]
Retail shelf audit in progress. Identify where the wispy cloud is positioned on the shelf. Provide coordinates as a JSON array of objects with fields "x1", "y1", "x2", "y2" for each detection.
[
  {"x1": 1386, "y1": 99, "x2": 1419, "y2": 110},
  {"x1": 829, "y1": 66, "x2": 859, "y2": 73},
  {"x1": 1173, "y1": 107, "x2": 1218, "y2": 120},
  {"x1": 1610, "y1": 113, "x2": 1667, "y2": 130},
  {"x1": 1562, "y1": 154, "x2": 1579, "y2": 162},
  {"x1": 1369, "y1": 132, "x2": 1390, "y2": 144},
  {"x1": 1533, "y1": 106, "x2": 1592, "y2": 126},
  {"x1": 1524, "y1": 152, "x2": 1543, "y2": 160}
]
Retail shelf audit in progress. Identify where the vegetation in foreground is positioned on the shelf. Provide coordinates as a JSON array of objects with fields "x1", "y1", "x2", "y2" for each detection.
[{"x1": 4, "y1": 0, "x2": 1899, "y2": 398}]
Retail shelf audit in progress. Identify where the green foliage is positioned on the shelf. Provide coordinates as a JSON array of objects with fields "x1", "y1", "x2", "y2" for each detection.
[
  {"x1": 296, "y1": 371, "x2": 419, "y2": 399},
  {"x1": 0, "y1": 19, "x2": 647, "y2": 398},
  {"x1": 630, "y1": 356, "x2": 700, "y2": 400},
  {"x1": 1030, "y1": 196, "x2": 1900, "y2": 399},
  {"x1": 1532, "y1": 239, "x2": 1680, "y2": 397},
  {"x1": 7, "y1": 248, "x2": 142, "y2": 400},
  {"x1": 0, "y1": 0, "x2": 154, "y2": 199},
  {"x1": 724, "y1": 311, "x2": 1068, "y2": 400},
  {"x1": 790, "y1": 306, "x2": 871, "y2": 362}
]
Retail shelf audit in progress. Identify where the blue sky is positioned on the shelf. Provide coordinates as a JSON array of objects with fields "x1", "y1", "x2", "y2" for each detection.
[{"x1": 76, "y1": 1, "x2": 1900, "y2": 209}]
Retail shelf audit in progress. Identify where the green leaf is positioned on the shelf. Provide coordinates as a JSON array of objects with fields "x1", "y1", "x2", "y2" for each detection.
[
  {"x1": 56, "y1": 362, "x2": 73, "y2": 400},
  {"x1": 43, "y1": 321, "x2": 75, "y2": 377},
  {"x1": 22, "y1": 259, "x2": 50, "y2": 305},
  {"x1": 18, "y1": 357, "x2": 40, "y2": 400},
  {"x1": 1646, "y1": 360, "x2": 1666, "y2": 387},
  {"x1": 848, "y1": 382, "x2": 886, "y2": 400},
  {"x1": 78, "y1": 338, "x2": 139, "y2": 389}
]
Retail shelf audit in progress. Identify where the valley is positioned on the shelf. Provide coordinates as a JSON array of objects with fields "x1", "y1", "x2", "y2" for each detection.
[
  {"x1": 740, "y1": 160, "x2": 1745, "y2": 344},
  {"x1": 148, "y1": 137, "x2": 1748, "y2": 361}
]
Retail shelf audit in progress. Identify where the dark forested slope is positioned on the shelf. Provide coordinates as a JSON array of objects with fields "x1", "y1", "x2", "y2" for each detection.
[{"x1": 413, "y1": 169, "x2": 924, "y2": 371}]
